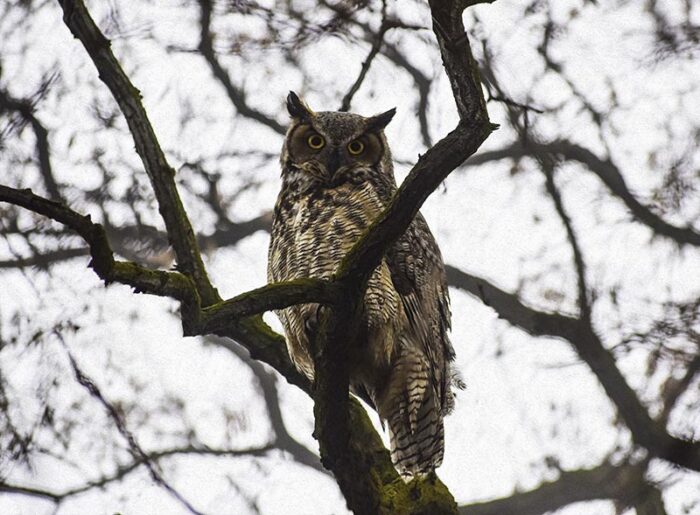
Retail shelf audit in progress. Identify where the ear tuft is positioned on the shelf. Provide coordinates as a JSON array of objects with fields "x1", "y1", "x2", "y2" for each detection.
[
  {"x1": 366, "y1": 107, "x2": 396, "y2": 132},
  {"x1": 287, "y1": 91, "x2": 313, "y2": 121}
]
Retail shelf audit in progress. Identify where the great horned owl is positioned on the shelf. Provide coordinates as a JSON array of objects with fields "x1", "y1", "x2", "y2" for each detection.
[{"x1": 268, "y1": 92, "x2": 460, "y2": 478}]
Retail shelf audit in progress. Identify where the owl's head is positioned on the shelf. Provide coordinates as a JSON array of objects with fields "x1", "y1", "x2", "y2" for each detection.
[{"x1": 281, "y1": 91, "x2": 395, "y2": 186}]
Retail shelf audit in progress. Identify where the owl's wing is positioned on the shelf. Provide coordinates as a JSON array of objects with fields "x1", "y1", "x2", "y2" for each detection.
[{"x1": 386, "y1": 213, "x2": 456, "y2": 411}]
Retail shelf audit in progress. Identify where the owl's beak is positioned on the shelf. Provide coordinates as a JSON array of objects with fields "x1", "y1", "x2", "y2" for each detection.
[{"x1": 327, "y1": 148, "x2": 341, "y2": 176}]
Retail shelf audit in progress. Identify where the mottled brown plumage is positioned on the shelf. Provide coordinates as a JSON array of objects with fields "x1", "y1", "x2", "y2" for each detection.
[{"x1": 268, "y1": 92, "x2": 461, "y2": 478}]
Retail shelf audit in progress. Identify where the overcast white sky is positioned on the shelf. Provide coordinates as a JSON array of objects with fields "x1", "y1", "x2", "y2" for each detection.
[{"x1": 1, "y1": 0, "x2": 699, "y2": 514}]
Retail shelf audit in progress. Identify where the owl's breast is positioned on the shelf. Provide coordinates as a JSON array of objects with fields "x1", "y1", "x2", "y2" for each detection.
[
  {"x1": 269, "y1": 179, "x2": 406, "y2": 378},
  {"x1": 283, "y1": 182, "x2": 382, "y2": 280}
]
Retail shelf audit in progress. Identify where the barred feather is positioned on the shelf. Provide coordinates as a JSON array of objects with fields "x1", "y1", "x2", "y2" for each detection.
[
  {"x1": 377, "y1": 345, "x2": 444, "y2": 478},
  {"x1": 268, "y1": 100, "x2": 460, "y2": 479}
]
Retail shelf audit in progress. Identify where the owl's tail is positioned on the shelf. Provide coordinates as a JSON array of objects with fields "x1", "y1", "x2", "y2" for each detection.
[{"x1": 377, "y1": 347, "x2": 444, "y2": 480}]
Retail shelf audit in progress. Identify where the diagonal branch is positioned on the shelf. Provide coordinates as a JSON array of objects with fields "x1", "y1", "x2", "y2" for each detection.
[
  {"x1": 339, "y1": 0, "x2": 389, "y2": 112},
  {"x1": 60, "y1": 336, "x2": 202, "y2": 515},
  {"x1": 448, "y1": 261, "x2": 700, "y2": 471},
  {"x1": 445, "y1": 265, "x2": 580, "y2": 339},
  {"x1": 0, "y1": 88, "x2": 62, "y2": 201},
  {"x1": 197, "y1": 0, "x2": 286, "y2": 135},
  {"x1": 543, "y1": 165, "x2": 591, "y2": 323},
  {"x1": 57, "y1": 0, "x2": 220, "y2": 305}
]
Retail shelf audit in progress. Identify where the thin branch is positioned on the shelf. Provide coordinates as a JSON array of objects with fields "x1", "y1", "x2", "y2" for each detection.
[
  {"x1": 59, "y1": 337, "x2": 202, "y2": 515},
  {"x1": 0, "y1": 247, "x2": 88, "y2": 269},
  {"x1": 0, "y1": 88, "x2": 62, "y2": 201},
  {"x1": 320, "y1": 0, "x2": 434, "y2": 146},
  {"x1": 197, "y1": 0, "x2": 286, "y2": 135},
  {"x1": 458, "y1": 461, "x2": 649, "y2": 515},
  {"x1": 0, "y1": 444, "x2": 274, "y2": 504},
  {"x1": 339, "y1": 1, "x2": 389, "y2": 112},
  {"x1": 543, "y1": 166, "x2": 591, "y2": 322}
]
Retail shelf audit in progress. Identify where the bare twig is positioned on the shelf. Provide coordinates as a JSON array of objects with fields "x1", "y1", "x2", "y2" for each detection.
[
  {"x1": 0, "y1": 443, "x2": 273, "y2": 505},
  {"x1": 0, "y1": 88, "x2": 62, "y2": 200},
  {"x1": 58, "y1": 336, "x2": 202, "y2": 515},
  {"x1": 197, "y1": 0, "x2": 286, "y2": 135},
  {"x1": 544, "y1": 167, "x2": 591, "y2": 322},
  {"x1": 339, "y1": 1, "x2": 389, "y2": 112}
]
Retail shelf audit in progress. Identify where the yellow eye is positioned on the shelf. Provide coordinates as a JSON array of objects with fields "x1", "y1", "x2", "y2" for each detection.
[
  {"x1": 347, "y1": 140, "x2": 365, "y2": 155},
  {"x1": 307, "y1": 134, "x2": 325, "y2": 150}
]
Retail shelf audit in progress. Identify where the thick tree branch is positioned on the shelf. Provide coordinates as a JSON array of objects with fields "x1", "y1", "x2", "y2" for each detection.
[
  {"x1": 310, "y1": 1, "x2": 492, "y2": 513},
  {"x1": 337, "y1": 123, "x2": 491, "y2": 285},
  {"x1": 445, "y1": 265, "x2": 580, "y2": 339},
  {"x1": 0, "y1": 186, "x2": 193, "y2": 302},
  {"x1": 58, "y1": 0, "x2": 220, "y2": 305},
  {"x1": 199, "y1": 279, "x2": 342, "y2": 333}
]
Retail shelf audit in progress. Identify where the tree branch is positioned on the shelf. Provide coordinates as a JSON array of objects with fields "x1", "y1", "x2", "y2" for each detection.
[
  {"x1": 462, "y1": 139, "x2": 700, "y2": 247},
  {"x1": 58, "y1": 0, "x2": 220, "y2": 305},
  {"x1": 60, "y1": 337, "x2": 202, "y2": 515},
  {"x1": 0, "y1": 185, "x2": 193, "y2": 302},
  {"x1": 458, "y1": 461, "x2": 649, "y2": 515},
  {"x1": 310, "y1": 1, "x2": 493, "y2": 512},
  {"x1": 447, "y1": 262, "x2": 700, "y2": 471},
  {"x1": 339, "y1": 1, "x2": 390, "y2": 112},
  {"x1": 544, "y1": 165, "x2": 591, "y2": 323},
  {"x1": 0, "y1": 444, "x2": 274, "y2": 505},
  {"x1": 197, "y1": 0, "x2": 286, "y2": 135},
  {"x1": 445, "y1": 265, "x2": 580, "y2": 339},
  {"x1": 0, "y1": 88, "x2": 62, "y2": 201},
  {"x1": 199, "y1": 279, "x2": 342, "y2": 333}
]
